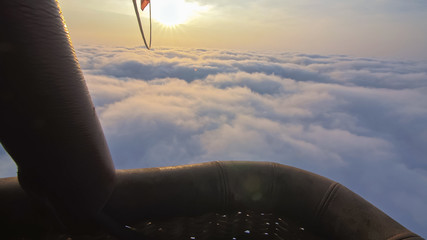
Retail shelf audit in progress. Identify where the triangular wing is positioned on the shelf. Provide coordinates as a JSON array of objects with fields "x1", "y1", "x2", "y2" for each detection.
[{"x1": 141, "y1": 0, "x2": 150, "y2": 11}]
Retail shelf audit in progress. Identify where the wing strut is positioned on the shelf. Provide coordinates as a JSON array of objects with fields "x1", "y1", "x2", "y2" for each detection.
[{"x1": 132, "y1": 0, "x2": 152, "y2": 50}]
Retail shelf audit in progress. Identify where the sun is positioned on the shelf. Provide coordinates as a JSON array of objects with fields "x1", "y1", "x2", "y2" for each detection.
[{"x1": 150, "y1": 0, "x2": 209, "y2": 27}]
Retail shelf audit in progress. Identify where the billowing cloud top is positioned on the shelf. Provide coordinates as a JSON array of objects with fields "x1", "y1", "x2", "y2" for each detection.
[{"x1": 1, "y1": 45, "x2": 426, "y2": 237}]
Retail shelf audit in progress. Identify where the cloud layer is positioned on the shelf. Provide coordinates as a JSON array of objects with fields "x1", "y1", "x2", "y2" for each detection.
[{"x1": 1, "y1": 45, "x2": 426, "y2": 237}]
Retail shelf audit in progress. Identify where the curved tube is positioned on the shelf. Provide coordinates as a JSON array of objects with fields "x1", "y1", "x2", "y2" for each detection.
[
  {"x1": 0, "y1": 162, "x2": 423, "y2": 239},
  {"x1": 107, "y1": 161, "x2": 423, "y2": 240},
  {"x1": 0, "y1": 0, "x2": 115, "y2": 231}
]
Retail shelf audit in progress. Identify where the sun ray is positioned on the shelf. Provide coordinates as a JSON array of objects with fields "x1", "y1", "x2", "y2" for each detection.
[{"x1": 151, "y1": 0, "x2": 209, "y2": 27}]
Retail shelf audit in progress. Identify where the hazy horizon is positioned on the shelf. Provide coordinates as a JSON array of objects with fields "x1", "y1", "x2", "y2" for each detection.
[{"x1": 58, "y1": 0, "x2": 427, "y2": 61}]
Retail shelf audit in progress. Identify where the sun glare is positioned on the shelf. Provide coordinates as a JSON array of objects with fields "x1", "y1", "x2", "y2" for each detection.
[{"x1": 151, "y1": 0, "x2": 209, "y2": 27}]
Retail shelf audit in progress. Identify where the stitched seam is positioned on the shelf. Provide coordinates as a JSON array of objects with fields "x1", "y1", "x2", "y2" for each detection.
[
  {"x1": 314, "y1": 182, "x2": 340, "y2": 222},
  {"x1": 215, "y1": 161, "x2": 230, "y2": 211},
  {"x1": 387, "y1": 232, "x2": 421, "y2": 240},
  {"x1": 269, "y1": 162, "x2": 278, "y2": 210}
]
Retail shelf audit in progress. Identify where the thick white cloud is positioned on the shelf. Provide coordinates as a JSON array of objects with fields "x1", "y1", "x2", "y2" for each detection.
[{"x1": 1, "y1": 45, "x2": 426, "y2": 237}]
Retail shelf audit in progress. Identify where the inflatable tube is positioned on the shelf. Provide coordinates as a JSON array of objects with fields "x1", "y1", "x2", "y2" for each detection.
[
  {"x1": 0, "y1": 161, "x2": 423, "y2": 239},
  {"x1": 107, "y1": 161, "x2": 423, "y2": 240},
  {"x1": 0, "y1": 0, "x2": 115, "y2": 231}
]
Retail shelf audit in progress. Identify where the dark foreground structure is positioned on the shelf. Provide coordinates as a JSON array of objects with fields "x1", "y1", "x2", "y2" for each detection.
[{"x1": 0, "y1": 1, "x2": 424, "y2": 239}]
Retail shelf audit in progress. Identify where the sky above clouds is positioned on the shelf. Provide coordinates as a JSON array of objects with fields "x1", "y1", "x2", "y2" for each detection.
[
  {"x1": 1, "y1": 0, "x2": 427, "y2": 238},
  {"x1": 57, "y1": 0, "x2": 427, "y2": 60}
]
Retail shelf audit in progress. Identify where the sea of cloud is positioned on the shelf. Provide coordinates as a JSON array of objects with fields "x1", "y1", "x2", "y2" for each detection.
[{"x1": 1, "y1": 45, "x2": 426, "y2": 236}]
